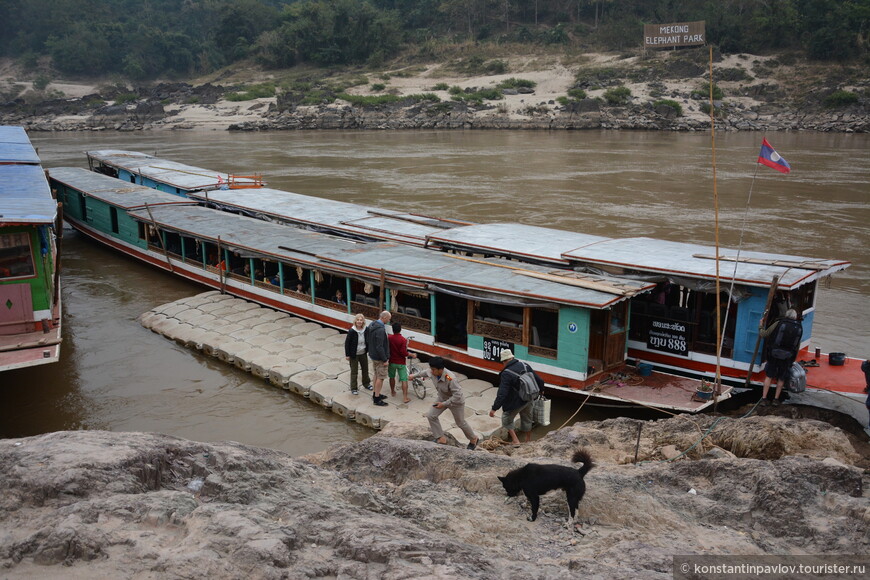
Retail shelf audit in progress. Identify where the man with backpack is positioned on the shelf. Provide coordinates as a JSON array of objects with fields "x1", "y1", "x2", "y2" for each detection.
[
  {"x1": 759, "y1": 308, "x2": 803, "y2": 406},
  {"x1": 489, "y1": 349, "x2": 543, "y2": 446}
]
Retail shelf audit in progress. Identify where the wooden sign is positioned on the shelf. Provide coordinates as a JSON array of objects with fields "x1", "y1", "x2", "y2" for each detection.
[{"x1": 644, "y1": 21, "x2": 705, "y2": 49}]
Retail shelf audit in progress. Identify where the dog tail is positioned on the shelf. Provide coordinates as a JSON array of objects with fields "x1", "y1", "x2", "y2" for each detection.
[{"x1": 571, "y1": 449, "x2": 594, "y2": 477}]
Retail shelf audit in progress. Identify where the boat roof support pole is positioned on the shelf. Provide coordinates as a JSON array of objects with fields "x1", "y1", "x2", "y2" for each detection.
[
  {"x1": 709, "y1": 45, "x2": 723, "y2": 411},
  {"x1": 144, "y1": 203, "x2": 174, "y2": 273}
]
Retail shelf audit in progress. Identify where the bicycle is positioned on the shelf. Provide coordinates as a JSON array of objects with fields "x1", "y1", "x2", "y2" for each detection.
[{"x1": 408, "y1": 357, "x2": 426, "y2": 399}]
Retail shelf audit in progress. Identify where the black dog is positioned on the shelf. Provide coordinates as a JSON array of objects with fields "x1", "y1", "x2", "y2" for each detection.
[{"x1": 498, "y1": 449, "x2": 593, "y2": 525}]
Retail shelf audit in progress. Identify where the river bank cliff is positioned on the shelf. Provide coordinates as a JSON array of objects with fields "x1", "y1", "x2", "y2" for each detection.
[
  {"x1": 1, "y1": 411, "x2": 867, "y2": 578},
  {"x1": 2, "y1": 50, "x2": 868, "y2": 133}
]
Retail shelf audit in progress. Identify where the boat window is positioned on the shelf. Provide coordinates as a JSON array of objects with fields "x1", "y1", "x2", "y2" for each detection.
[
  {"x1": 110, "y1": 206, "x2": 119, "y2": 234},
  {"x1": 283, "y1": 266, "x2": 311, "y2": 299},
  {"x1": 528, "y1": 308, "x2": 558, "y2": 358},
  {"x1": 629, "y1": 282, "x2": 735, "y2": 358},
  {"x1": 314, "y1": 273, "x2": 349, "y2": 310},
  {"x1": 0, "y1": 233, "x2": 36, "y2": 279},
  {"x1": 391, "y1": 289, "x2": 431, "y2": 333},
  {"x1": 349, "y1": 280, "x2": 381, "y2": 317},
  {"x1": 164, "y1": 232, "x2": 182, "y2": 258},
  {"x1": 471, "y1": 302, "x2": 523, "y2": 345}
]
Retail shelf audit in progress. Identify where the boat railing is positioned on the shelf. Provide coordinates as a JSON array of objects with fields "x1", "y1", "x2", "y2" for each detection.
[
  {"x1": 283, "y1": 288, "x2": 311, "y2": 302},
  {"x1": 254, "y1": 279, "x2": 281, "y2": 293},
  {"x1": 472, "y1": 318, "x2": 522, "y2": 343},
  {"x1": 391, "y1": 311, "x2": 431, "y2": 334},
  {"x1": 528, "y1": 345, "x2": 557, "y2": 359},
  {"x1": 350, "y1": 300, "x2": 381, "y2": 319},
  {"x1": 228, "y1": 174, "x2": 264, "y2": 189},
  {"x1": 314, "y1": 297, "x2": 346, "y2": 312}
]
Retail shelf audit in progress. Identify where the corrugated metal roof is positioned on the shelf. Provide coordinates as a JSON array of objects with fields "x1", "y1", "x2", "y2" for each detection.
[
  {"x1": 47, "y1": 167, "x2": 195, "y2": 210},
  {"x1": 86, "y1": 150, "x2": 260, "y2": 190},
  {"x1": 562, "y1": 237, "x2": 850, "y2": 289},
  {"x1": 190, "y1": 188, "x2": 465, "y2": 246},
  {"x1": 0, "y1": 165, "x2": 56, "y2": 224},
  {"x1": 126, "y1": 205, "x2": 641, "y2": 308},
  {"x1": 428, "y1": 223, "x2": 609, "y2": 265},
  {"x1": 0, "y1": 126, "x2": 40, "y2": 164}
]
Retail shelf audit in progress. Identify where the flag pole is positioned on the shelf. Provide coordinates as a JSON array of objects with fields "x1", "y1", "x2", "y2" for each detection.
[{"x1": 709, "y1": 45, "x2": 723, "y2": 411}]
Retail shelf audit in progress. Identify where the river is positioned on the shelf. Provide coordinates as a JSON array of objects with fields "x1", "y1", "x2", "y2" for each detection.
[{"x1": 2, "y1": 130, "x2": 868, "y2": 455}]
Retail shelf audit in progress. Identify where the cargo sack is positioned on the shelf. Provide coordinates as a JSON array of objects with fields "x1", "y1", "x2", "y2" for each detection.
[
  {"x1": 505, "y1": 363, "x2": 541, "y2": 402},
  {"x1": 786, "y1": 362, "x2": 807, "y2": 393},
  {"x1": 532, "y1": 396, "x2": 551, "y2": 427}
]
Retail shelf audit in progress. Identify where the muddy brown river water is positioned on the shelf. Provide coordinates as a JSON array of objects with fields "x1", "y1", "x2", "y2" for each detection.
[{"x1": 2, "y1": 130, "x2": 867, "y2": 455}]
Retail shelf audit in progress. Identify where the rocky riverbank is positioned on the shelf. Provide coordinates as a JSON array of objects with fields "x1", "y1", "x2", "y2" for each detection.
[
  {"x1": 1, "y1": 412, "x2": 867, "y2": 578},
  {"x1": 2, "y1": 51, "x2": 867, "y2": 133}
]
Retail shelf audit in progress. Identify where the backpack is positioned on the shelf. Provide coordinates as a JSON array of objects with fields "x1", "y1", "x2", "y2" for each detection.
[
  {"x1": 770, "y1": 318, "x2": 802, "y2": 360},
  {"x1": 504, "y1": 362, "x2": 541, "y2": 402}
]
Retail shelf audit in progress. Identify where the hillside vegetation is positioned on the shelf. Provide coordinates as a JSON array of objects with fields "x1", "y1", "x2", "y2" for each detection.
[{"x1": 1, "y1": 0, "x2": 867, "y2": 81}]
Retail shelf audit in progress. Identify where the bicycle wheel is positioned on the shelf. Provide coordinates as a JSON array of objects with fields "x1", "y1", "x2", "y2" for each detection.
[{"x1": 409, "y1": 364, "x2": 426, "y2": 399}]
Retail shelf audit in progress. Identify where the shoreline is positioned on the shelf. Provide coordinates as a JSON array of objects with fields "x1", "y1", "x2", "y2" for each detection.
[{"x1": 3, "y1": 51, "x2": 868, "y2": 133}]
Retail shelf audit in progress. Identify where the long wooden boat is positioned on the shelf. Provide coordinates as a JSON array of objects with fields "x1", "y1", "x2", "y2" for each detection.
[
  {"x1": 0, "y1": 126, "x2": 62, "y2": 371},
  {"x1": 76, "y1": 151, "x2": 866, "y2": 422},
  {"x1": 47, "y1": 166, "x2": 741, "y2": 414}
]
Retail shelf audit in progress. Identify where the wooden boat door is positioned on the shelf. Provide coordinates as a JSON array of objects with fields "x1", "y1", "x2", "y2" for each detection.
[
  {"x1": 0, "y1": 283, "x2": 33, "y2": 335},
  {"x1": 588, "y1": 302, "x2": 628, "y2": 370}
]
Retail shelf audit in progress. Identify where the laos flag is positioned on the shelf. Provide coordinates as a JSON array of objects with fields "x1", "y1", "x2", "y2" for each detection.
[{"x1": 757, "y1": 138, "x2": 791, "y2": 174}]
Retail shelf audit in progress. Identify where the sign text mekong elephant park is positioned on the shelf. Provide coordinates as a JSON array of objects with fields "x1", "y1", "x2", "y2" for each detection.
[{"x1": 644, "y1": 21, "x2": 706, "y2": 49}]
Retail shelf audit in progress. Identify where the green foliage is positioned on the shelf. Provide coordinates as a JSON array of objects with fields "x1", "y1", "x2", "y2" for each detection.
[
  {"x1": 603, "y1": 86, "x2": 631, "y2": 106},
  {"x1": 496, "y1": 78, "x2": 537, "y2": 90},
  {"x1": 370, "y1": 83, "x2": 386, "y2": 92},
  {"x1": 114, "y1": 92, "x2": 138, "y2": 104},
  {"x1": 567, "y1": 88, "x2": 587, "y2": 100},
  {"x1": 691, "y1": 84, "x2": 725, "y2": 100},
  {"x1": 32, "y1": 74, "x2": 51, "y2": 91},
  {"x1": 450, "y1": 88, "x2": 503, "y2": 104},
  {"x1": 823, "y1": 90, "x2": 859, "y2": 108},
  {"x1": 448, "y1": 85, "x2": 463, "y2": 95},
  {"x1": 432, "y1": 82, "x2": 449, "y2": 91},
  {"x1": 0, "y1": 0, "x2": 867, "y2": 81},
  {"x1": 337, "y1": 92, "x2": 440, "y2": 106},
  {"x1": 653, "y1": 99, "x2": 683, "y2": 116},
  {"x1": 226, "y1": 83, "x2": 276, "y2": 101}
]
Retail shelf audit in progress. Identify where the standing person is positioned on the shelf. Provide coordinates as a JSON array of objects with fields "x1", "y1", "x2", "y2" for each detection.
[
  {"x1": 365, "y1": 310, "x2": 391, "y2": 407},
  {"x1": 758, "y1": 309, "x2": 803, "y2": 406},
  {"x1": 344, "y1": 314, "x2": 372, "y2": 395},
  {"x1": 409, "y1": 357, "x2": 479, "y2": 450},
  {"x1": 489, "y1": 349, "x2": 541, "y2": 446},
  {"x1": 388, "y1": 322, "x2": 412, "y2": 403}
]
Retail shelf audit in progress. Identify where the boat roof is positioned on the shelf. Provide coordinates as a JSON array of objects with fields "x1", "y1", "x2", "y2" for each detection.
[
  {"x1": 0, "y1": 126, "x2": 56, "y2": 224},
  {"x1": 427, "y1": 223, "x2": 848, "y2": 289},
  {"x1": 47, "y1": 167, "x2": 195, "y2": 210},
  {"x1": 188, "y1": 188, "x2": 469, "y2": 247},
  {"x1": 428, "y1": 223, "x2": 610, "y2": 266},
  {"x1": 561, "y1": 237, "x2": 850, "y2": 289},
  {"x1": 126, "y1": 205, "x2": 646, "y2": 309},
  {"x1": 86, "y1": 150, "x2": 260, "y2": 190},
  {"x1": 0, "y1": 126, "x2": 41, "y2": 164}
]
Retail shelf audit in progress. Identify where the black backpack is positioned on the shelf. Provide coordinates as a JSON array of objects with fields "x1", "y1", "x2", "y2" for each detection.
[{"x1": 770, "y1": 318, "x2": 802, "y2": 360}]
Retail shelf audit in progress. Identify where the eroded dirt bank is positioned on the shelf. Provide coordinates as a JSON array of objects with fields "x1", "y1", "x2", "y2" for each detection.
[{"x1": 1, "y1": 414, "x2": 868, "y2": 578}]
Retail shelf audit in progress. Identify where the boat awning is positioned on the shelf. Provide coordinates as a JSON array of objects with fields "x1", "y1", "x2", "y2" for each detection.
[
  {"x1": 0, "y1": 165, "x2": 56, "y2": 224},
  {"x1": 189, "y1": 188, "x2": 469, "y2": 247},
  {"x1": 47, "y1": 167, "x2": 195, "y2": 210},
  {"x1": 426, "y1": 223, "x2": 610, "y2": 266},
  {"x1": 86, "y1": 150, "x2": 260, "y2": 191},
  {"x1": 561, "y1": 237, "x2": 851, "y2": 289},
  {"x1": 0, "y1": 126, "x2": 40, "y2": 164}
]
